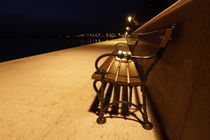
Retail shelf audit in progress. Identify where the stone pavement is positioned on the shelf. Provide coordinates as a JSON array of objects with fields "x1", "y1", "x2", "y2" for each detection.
[{"x1": 0, "y1": 38, "x2": 163, "y2": 140}]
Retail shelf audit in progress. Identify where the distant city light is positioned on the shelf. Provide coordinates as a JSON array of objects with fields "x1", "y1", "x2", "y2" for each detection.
[{"x1": 126, "y1": 26, "x2": 130, "y2": 30}]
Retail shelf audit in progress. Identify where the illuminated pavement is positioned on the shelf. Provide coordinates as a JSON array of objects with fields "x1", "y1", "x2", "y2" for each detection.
[{"x1": 0, "y1": 38, "x2": 163, "y2": 140}]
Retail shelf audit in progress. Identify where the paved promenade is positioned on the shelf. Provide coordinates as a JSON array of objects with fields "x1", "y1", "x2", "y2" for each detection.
[{"x1": 0, "y1": 38, "x2": 162, "y2": 140}]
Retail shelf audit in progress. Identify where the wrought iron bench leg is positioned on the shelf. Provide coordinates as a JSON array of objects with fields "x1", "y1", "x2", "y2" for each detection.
[
  {"x1": 96, "y1": 80, "x2": 106, "y2": 124},
  {"x1": 93, "y1": 80, "x2": 153, "y2": 129},
  {"x1": 141, "y1": 83, "x2": 153, "y2": 130},
  {"x1": 129, "y1": 86, "x2": 133, "y2": 107}
]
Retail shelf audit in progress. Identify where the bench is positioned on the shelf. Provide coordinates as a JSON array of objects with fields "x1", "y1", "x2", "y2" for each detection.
[{"x1": 91, "y1": 24, "x2": 176, "y2": 130}]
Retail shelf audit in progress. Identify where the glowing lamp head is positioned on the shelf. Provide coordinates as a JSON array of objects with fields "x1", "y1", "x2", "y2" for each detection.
[{"x1": 128, "y1": 16, "x2": 132, "y2": 22}]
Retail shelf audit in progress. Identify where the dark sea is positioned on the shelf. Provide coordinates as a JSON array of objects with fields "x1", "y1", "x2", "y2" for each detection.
[{"x1": 0, "y1": 38, "x2": 104, "y2": 62}]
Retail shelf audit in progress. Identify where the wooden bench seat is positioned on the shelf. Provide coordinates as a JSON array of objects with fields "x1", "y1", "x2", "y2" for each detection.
[{"x1": 92, "y1": 54, "x2": 141, "y2": 86}]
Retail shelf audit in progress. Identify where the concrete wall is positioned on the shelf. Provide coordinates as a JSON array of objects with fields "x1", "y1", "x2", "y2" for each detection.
[{"x1": 134, "y1": 0, "x2": 210, "y2": 139}]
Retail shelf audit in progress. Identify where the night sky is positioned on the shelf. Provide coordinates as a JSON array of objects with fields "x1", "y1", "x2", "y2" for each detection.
[{"x1": 0, "y1": 0, "x2": 152, "y2": 36}]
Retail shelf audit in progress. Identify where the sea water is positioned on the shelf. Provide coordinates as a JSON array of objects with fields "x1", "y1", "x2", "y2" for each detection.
[{"x1": 0, "y1": 38, "x2": 104, "y2": 62}]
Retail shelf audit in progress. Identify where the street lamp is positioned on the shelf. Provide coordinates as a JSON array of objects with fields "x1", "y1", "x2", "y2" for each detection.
[
  {"x1": 127, "y1": 16, "x2": 132, "y2": 23},
  {"x1": 126, "y1": 26, "x2": 130, "y2": 31}
]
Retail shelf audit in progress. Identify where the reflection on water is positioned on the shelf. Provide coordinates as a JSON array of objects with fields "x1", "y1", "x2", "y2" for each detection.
[
  {"x1": 88, "y1": 39, "x2": 101, "y2": 43},
  {"x1": 0, "y1": 38, "x2": 107, "y2": 62},
  {"x1": 79, "y1": 39, "x2": 102, "y2": 44}
]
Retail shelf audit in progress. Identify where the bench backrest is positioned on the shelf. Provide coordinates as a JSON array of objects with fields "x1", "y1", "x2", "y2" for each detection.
[{"x1": 132, "y1": 24, "x2": 176, "y2": 81}]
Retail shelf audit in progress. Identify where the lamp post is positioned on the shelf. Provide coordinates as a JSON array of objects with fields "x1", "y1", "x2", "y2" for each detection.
[{"x1": 125, "y1": 16, "x2": 133, "y2": 36}]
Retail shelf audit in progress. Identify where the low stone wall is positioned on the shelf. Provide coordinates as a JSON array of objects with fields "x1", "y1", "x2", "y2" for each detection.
[{"x1": 133, "y1": 0, "x2": 210, "y2": 139}]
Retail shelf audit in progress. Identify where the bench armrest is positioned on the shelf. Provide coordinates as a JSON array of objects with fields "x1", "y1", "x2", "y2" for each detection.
[
  {"x1": 131, "y1": 53, "x2": 156, "y2": 59},
  {"x1": 131, "y1": 47, "x2": 165, "y2": 60},
  {"x1": 94, "y1": 51, "x2": 159, "y2": 73},
  {"x1": 94, "y1": 47, "x2": 164, "y2": 81},
  {"x1": 95, "y1": 53, "x2": 118, "y2": 74},
  {"x1": 113, "y1": 42, "x2": 129, "y2": 51}
]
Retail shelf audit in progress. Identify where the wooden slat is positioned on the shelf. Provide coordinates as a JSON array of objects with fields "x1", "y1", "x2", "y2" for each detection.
[
  {"x1": 105, "y1": 59, "x2": 119, "y2": 83},
  {"x1": 91, "y1": 73, "x2": 102, "y2": 80},
  {"x1": 117, "y1": 60, "x2": 129, "y2": 85},
  {"x1": 92, "y1": 56, "x2": 114, "y2": 80},
  {"x1": 128, "y1": 61, "x2": 139, "y2": 77},
  {"x1": 99, "y1": 56, "x2": 114, "y2": 70},
  {"x1": 128, "y1": 61, "x2": 141, "y2": 85},
  {"x1": 114, "y1": 59, "x2": 121, "y2": 82}
]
